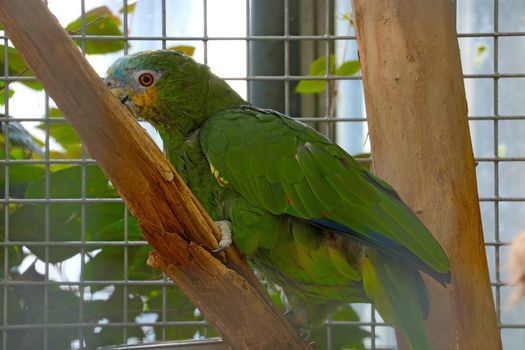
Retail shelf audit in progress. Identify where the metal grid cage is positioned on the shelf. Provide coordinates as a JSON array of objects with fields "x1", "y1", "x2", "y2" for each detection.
[{"x1": 0, "y1": 0, "x2": 524, "y2": 349}]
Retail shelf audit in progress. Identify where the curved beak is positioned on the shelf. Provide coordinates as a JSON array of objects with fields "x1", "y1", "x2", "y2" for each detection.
[
  {"x1": 104, "y1": 77, "x2": 139, "y2": 119},
  {"x1": 110, "y1": 87, "x2": 130, "y2": 104}
]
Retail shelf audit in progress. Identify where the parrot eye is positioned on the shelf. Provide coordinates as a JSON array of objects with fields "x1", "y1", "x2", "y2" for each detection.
[{"x1": 137, "y1": 72, "x2": 155, "y2": 87}]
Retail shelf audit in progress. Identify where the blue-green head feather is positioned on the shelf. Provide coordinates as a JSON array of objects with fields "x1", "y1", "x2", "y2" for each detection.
[{"x1": 105, "y1": 50, "x2": 244, "y2": 135}]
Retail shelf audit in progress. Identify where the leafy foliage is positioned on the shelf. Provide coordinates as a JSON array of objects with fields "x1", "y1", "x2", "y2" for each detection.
[
  {"x1": 119, "y1": 1, "x2": 138, "y2": 15},
  {"x1": 0, "y1": 4, "x2": 205, "y2": 348},
  {"x1": 1, "y1": 118, "x2": 202, "y2": 347},
  {"x1": 65, "y1": 6, "x2": 126, "y2": 55},
  {"x1": 265, "y1": 286, "x2": 370, "y2": 349},
  {"x1": 36, "y1": 108, "x2": 83, "y2": 159},
  {"x1": 0, "y1": 3, "x2": 135, "y2": 106},
  {"x1": 0, "y1": 44, "x2": 43, "y2": 91},
  {"x1": 295, "y1": 55, "x2": 360, "y2": 94},
  {"x1": 168, "y1": 45, "x2": 196, "y2": 57},
  {"x1": 0, "y1": 89, "x2": 14, "y2": 105},
  {"x1": 309, "y1": 306, "x2": 369, "y2": 350}
]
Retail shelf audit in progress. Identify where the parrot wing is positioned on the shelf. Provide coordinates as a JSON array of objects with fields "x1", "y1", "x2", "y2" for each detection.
[{"x1": 200, "y1": 106, "x2": 450, "y2": 283}]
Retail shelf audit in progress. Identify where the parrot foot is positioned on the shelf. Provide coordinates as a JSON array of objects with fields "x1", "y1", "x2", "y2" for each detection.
[{"x1": 212, "y1": 220, "x2": 232, "y2": 253}]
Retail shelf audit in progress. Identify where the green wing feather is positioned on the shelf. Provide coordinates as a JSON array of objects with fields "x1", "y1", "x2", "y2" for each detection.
[{"x1": 200, "y1": 106, "x2": 449, "y2": 275}]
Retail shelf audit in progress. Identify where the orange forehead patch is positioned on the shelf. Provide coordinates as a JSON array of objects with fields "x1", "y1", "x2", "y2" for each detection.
[{"x1": 132, "y1": 87, "x2": 158, "y2": 109}]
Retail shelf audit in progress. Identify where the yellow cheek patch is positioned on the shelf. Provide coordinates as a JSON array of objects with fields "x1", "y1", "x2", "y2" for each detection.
[
  {"x1": 209, "y1": 163, "x2": 229, "y2": 187},
  {"x1": 132, "y1": 87, "x2": 158, "y2": 109}
]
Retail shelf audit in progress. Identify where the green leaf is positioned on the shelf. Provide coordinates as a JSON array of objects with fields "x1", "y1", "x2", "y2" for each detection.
[
  {"x1": 16, "y1": 164, "x2": 138, "y2": 259},
  {"x1": 8, "y1": 166, "x2": 119, "y2": 262},
  {"x1": 295, "y1": 80, "x2": 327, "y2": 94},
  {"x1": 5, "y1": 264, "x2": 149, "y2": 349},
  {"x1": 168, "y1": 45, "x2": 196, "y2": 57},
  {"x1": 65, "y1": 6, "x2": 125, "y2": 55},
  {"x1": 335, "y1": 60, "x2": 360, "y2": 76},
  {"x1": 40, "y1": 123, "x2": 81, "y2": 153},
  {"x1": 91, "y1": 214, "x2": 142, "y2": 241},
  {"x1": 47, "y1": 107, "x2": 62, "y2": 118},
  {"x1": 146, "y1": 285, "x2": 196, "y2": 319},
  {"x1": 84, "y1": 244, "x2": 157, "y2": 286},
  {"x1": 9, "y1": 204, "x2": 82, "y2": 261},
  {"x1": 85, "y1": 247, "x2": 125, "y2": 282},
  {"x1": 0, "y1": 244, "x2": 23, "y2": 280},
  {"x1": 331, "y1": 304, "x2": 360, "y2": 322},
  {"x1": 0, "y1": 163, "x2": 46, "y2": 198},
  {"x1": 37, "y1": 109, "x2": 82, "y2": 158},
  {"x1": 309, "y1": 54, "x2": 336, "y2": 76},
  {"x1": 0, "y1": 45, "x2": 42, "y2": 90},
  {"x1": 4, "y1": 265, "x2": 81, "y2": 349},
  {"x1": 296, "y1": 56, "x2": 360, "y2": 95},
  {"x1": 0, "y1": 89, "x2": 14, "y2": 105},
  {"x1": 295, "y1": 55, "x2": 335, "y2": 94},
  {"x1": 25, "y1": 165, "x2": 116, "y2": 199},
  {"x1": 308, "y1": 305, "x2": 369, "y2": 350},
  {"x1": 83, "y1": 287, "x2": 146, "y2": 348},
  {"x1": 119, "y1": 1, "x2": 138, "y2": 14},
  {"x1": 148, "y1": 287, "x2": 203, "y2": 340}
]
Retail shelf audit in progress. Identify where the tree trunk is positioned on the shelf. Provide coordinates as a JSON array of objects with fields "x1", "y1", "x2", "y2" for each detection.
[
  {"x1": 0, "y1": 0, "x2": 310, "y2": 348},
  {"x1": 351, "y1": 1, "x2": 502, "y2": 349}
]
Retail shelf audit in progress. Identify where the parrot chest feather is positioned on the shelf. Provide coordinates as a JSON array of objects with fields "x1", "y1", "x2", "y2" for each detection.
[{"x1": 162, "y1": 129, "x2": 230, "y2": 220}]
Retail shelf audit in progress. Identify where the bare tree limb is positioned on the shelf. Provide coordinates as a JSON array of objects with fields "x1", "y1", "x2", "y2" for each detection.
[
  {"x1": 351, "y1": 1, "x2": 502, "y2": 349},
  {"x1": 0, "y1": 0, "x2": 310, "y2": 348}
]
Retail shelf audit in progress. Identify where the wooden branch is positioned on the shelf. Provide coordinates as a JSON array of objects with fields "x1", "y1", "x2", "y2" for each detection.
[
  {"x1": 351, "y1": 1, "x2": 502, "y2": 349},
  {"x1": 0, "y1": 1, "x2": 310, "y2": 348}
]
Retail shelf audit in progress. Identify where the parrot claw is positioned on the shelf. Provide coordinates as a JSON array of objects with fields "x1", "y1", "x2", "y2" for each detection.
[{"x1": 212, "y1": 220, "x2": 232, "y2": 253}]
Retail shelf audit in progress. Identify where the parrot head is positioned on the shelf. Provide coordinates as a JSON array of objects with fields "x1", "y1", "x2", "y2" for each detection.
[{"x1": 105, "y1": 50, "x2": 244, "y2": 134}]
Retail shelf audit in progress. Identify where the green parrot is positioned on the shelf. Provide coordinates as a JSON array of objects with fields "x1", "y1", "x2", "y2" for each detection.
[{"x1": 105, "y1": 50, "x2": 450, "y2": 349}]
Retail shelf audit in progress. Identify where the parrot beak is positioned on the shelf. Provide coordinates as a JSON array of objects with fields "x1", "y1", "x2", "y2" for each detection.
[
  {"x1": 109, "y1": 87, "x2": 130, "y2": 104},
  {"x1": 116, "y1": 92, "x2": 140, "y2": 119},
  {"x1": 104, "y1": 77, "x2": 128, "y2": 103},
  {"x1": 104, "y1": 78, "x2": 140, "y2": 120}
]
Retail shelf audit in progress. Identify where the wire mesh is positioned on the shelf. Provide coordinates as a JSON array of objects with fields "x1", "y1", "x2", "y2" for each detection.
[{"x1": 0, "y1": 0, "x2": 524, "y2": 349}]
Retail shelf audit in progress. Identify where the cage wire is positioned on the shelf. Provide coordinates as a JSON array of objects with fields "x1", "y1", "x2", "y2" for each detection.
[{"x1": 1, "y1": 0, "x2": 525, "y2": 349}]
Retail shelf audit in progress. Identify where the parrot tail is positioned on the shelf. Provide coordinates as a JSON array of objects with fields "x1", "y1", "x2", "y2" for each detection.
[
  {"x1": 310, "y1": 218, "x2": 451, "y2": 287},
  {"x1": 360, "y1": 249, "x2": 432, "y2": 350}
]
